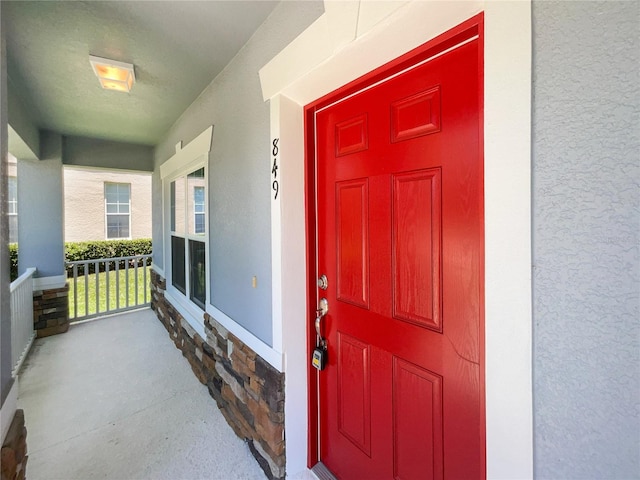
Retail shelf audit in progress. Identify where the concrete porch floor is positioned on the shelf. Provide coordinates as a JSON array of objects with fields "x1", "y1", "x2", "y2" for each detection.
[{"x1": 17, "y1": 309, "x2": 268, "y2": 480}]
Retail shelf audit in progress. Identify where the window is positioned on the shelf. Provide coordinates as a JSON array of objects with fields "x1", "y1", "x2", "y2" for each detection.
[
  {"x1": 8, "y1": 176, "x2": 18, "y2": 243},
  {"x1": 105, "y1": 183, "x2": 130, "y2": 239},
  {"x1": 8, "y1": 177, "x2": 17, "y2": 215},
  {"x1": 171, "y1": 236, "x2": 186, "y2": 295},
  {"x1": 171, "y1": 167, "x2": 206, "y2": 309},
  {"x1": 189, "y1": 239, "x2": 206, "y2": 308},
  {"x1": 194, "y1": 186, "x2": 205, "y2": 234}
]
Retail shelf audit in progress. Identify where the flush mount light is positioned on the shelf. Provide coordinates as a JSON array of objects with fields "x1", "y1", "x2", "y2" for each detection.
[{"x1": 89, "y1": 55, "x2": 135, "y2": 93}]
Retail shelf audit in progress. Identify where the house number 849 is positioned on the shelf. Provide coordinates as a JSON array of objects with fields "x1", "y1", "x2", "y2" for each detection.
[{"x1": 272, "y1": 138, "x2": 279, "y2": 200}]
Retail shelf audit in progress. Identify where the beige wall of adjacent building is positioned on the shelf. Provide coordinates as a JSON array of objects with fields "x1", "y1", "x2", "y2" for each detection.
[
  {"x1": 8, "y1": 154, "x2": 17, "y2": 243},
  {"x1": 64, "y1": 167, "x2": 152, "y2": 242},
  {"x1": 8, "y1": 154, "x2": 16, "y2": 177}
]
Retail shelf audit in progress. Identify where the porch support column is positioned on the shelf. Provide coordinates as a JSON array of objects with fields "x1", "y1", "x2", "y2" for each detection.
[
  {"x1": 1, "y1": 4, "x2": 17, "y2": 422},
  {"x1": 17, "y1": 131, "x2": 69, "y2": 337}
]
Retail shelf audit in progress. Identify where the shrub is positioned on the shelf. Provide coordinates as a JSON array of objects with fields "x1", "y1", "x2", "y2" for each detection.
[
  {"x1": 65, "y1": 238, "x2": 152, "y2": 276},
  {"x1": 9, "y1": 243, "x2": 18, "y2": 282},
  {"x1": 65, "y1": 239, "x2": 153, "y2": 277},
  {"x1": 65, "y1": 238, "x2": 152, "y2": 263},
  {"x1": 8, "y1": 239, "x2": 153, "y2": 280}
]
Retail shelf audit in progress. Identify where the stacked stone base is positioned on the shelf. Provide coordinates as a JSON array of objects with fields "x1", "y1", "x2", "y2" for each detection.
[
  {"x1": 151, "y1": 270, "x2": 285, "y2": 480},
  {"x1": 33, "y1": 285, "x2": 70, "y2": 337},
  {"x1": 1, "y1": 410, "x2": 27, "y2": 480}
]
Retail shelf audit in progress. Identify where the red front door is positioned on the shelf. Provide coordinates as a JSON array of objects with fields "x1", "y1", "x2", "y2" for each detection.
[{"x1": 312, "y1": 24, "x2": 484, "y2": 480}]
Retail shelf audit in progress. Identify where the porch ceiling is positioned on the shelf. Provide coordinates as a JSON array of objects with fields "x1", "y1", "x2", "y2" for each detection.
[{"x1": 3, "y1": 1, "x2": 279, "y2": 146}]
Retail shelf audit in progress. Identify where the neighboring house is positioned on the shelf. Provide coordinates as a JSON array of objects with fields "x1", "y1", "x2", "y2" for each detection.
[
  {"x1": 7, "y1": 154, "x2": 17, "y2": 243},
  {"x1": 1, "y1": 2, "x2": 638, "y2": 480},
  {"x1": 63, "y1": 167, "x2": 152, "y2": 242}
]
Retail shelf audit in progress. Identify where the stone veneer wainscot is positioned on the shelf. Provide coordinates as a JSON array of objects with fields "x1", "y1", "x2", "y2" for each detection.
[
  {"x1": 33, "y1": 285, "x2": 70, "y2": 338},
  {"x1": 150, "y1": 270, "x2": 285, "y2": 480},
  {"x1": 1, "y1": 409, "x2": 28, "y2": 480}
]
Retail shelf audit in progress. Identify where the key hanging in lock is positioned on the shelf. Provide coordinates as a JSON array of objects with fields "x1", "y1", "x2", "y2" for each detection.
[{"x1": 312, "y1": 346, "x2": 326, "y2": 370}]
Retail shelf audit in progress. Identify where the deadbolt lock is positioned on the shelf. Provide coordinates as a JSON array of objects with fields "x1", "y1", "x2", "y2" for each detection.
[{"x1": 317, "y1": 274, "x2": 328, "y2": 290}]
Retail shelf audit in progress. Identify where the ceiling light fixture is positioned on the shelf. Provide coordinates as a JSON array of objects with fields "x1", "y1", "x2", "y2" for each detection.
[{"x1": 89, "y1": 55, "x2": 136, "y2": 93}]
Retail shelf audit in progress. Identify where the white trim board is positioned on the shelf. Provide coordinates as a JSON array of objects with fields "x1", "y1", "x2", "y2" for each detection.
[
  {"x1": 260, "y1": 1, "x2": 533, "y2": 478},
  {"x1": 161, "y1": 289, "x2": 284, "y2": 370},
  {"x1": 159, "y1": 126, "x2": 213, "y2": 180},
  {"x1": 164, "y1": 289, "x2": 207, "y2": 339},
  {"x1": 151, "y1": 263, "x2": 165, "y2": 279},
  {"x1": 270, "y1": 96, "x2": 283, "y2": 357},
  {"x1": 33, "y1": 274, "x2": 66, "y2": 291},
  {"x1": 207, "y1": 304, "x2": 283, "y2": 371}
]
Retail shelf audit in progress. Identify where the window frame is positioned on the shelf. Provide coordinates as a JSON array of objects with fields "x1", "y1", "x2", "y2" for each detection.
[
  {"x1": 165, "y1": 163, "x2": 209, "y2": 312},
  {"x1": 160, "y1": 126, "x2": 213, "y2": 335},
  {"x1": 8, "y1": 176, "x2": 17, "y2": 216},
  {"x1": 104, "y1": 182, "x2": 132, "y2": 240},
  {"x1": 169, "y1": 165, "x2": 210, "y2": 312}
]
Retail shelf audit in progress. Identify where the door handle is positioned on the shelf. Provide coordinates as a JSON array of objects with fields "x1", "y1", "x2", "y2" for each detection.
[{"x1": 316, "y1": 298, "x2": 329, "y2": 347}]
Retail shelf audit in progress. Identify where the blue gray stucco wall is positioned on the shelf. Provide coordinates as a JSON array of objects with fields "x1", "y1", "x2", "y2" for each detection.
[
  {"x1": 532, "y1": 1, "x2": 639, "y2": 478},
  {"x1": 63, "y1": 136, "x2": 153, "y2": 172},
  {"x1": 153, "y1": 1, "x2": 324, "y2": 345},
  {"x1": 7, "y1": 76, "x2": 40, "y2": 160},
  {"x1": 17, "y1": 131, "x2": 65, "y2": 278}
]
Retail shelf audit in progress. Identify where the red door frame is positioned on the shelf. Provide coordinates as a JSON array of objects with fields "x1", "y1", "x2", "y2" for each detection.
[{"x1": 304, "y1": 12, "x2": 485, "y2": 471}]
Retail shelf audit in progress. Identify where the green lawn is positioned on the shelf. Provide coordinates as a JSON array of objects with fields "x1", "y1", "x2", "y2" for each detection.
[{"x1": 68, "y1": 266, "x2": 151, "y2": 320}]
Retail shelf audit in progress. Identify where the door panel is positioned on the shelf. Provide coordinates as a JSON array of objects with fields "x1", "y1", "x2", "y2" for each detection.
[
  {"x1": 336, "y1": 114, "x2": 369, "y2": 157},
  {"x1": 390, "y1": 86, "x2": 441, "y2": 143},
  {"x1": 316, "y1": 37, "x2": 483, "y2": 479},
  {"x1": 336, "y1": 179, "x2": 370, "y2": 308},
  {"x1": 337, "y1": 332, "x2": 372, "y2": 456},
  {"x1": 393, "y1": 357, "x2": 443, "y2": 480},
  {"x1": 392, "y1": 169, "x2": 442, "y2": 331}
]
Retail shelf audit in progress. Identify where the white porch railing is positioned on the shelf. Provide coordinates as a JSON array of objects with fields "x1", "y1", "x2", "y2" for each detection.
[
  {"x1": 66, "y1": 254, "x2": 152, "y2": 322},
  {"x1": 10, "y1": 267, "x2": 36, "y2": 377}
]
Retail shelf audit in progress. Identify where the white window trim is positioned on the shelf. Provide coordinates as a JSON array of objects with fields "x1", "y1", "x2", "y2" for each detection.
[
  {"x1": 104, "y1": 182, "x2": 132, "y2": 240},
  {"x1": 161, "y1": 127, "x2": 213, "y2": 334},
  {"x1": 167, "y1": 167, "x2": 207, "y2": 309}
]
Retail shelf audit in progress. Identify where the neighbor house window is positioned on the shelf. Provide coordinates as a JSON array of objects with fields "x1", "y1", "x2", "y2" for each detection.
[
  {"x1": 105, "y1": 182, "x2": 131, "y2": 239},
  {"x1": 8, "y1": 177, "x2": 17, "y2": 215},
  {"x1": 170, "y1": 167, "x2": 206, "y2": 309},
  {"x1": 8, "y1": 176, "x2": 18, "y2": 243}
]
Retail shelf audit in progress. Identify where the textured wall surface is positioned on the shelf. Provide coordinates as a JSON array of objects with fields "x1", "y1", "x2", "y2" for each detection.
[
  {"x1": 17, "y1": 131, "x2": 65, "y2": 278},
  {"x1": 7, "y1": 76, "x2": 39, "y2": 160},
  {"x1": 63, "y1": 167, "x2": 152, "y2": 242},
  {"x1": 153, "y1": 1, "x2": 324, "y2": 345},
  {"x1": 63, "y1": 136, "x2": 154, "y2": 172},
  {"x1": 532, "y1": 1, "x2": 639, "y2": 478}
]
